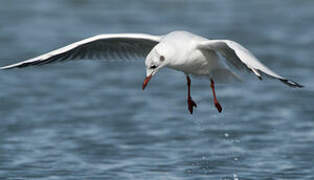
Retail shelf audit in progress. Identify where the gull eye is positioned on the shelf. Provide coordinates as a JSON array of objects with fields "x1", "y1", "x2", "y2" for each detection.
[
  {"x1": 160, "y1": 55, "x2": 165, "y2": 62},
  {"x1": 150, "y1": 65, "x2": 157, "y2": 69}
]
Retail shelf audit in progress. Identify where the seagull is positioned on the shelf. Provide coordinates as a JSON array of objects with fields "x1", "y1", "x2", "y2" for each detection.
[{"x1": 1, "y1": 31, "x2": 303, "y2": 114}]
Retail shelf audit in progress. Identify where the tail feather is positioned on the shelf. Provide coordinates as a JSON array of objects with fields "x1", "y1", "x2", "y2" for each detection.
[{"x1": 210, "y1": 68, "x2": 242, "y2": 83}]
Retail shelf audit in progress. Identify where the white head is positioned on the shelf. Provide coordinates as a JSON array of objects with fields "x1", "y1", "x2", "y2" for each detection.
[{"x1": 142, "y1": 43, "x2": 174, "y2": 90}]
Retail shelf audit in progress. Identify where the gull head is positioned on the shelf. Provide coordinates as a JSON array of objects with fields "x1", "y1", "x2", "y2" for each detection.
[{"x1": 142, "y1": 43, "x2": 174, "y2": 90}]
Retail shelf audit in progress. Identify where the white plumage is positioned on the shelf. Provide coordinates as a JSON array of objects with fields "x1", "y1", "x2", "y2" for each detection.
[{"x1": 1, "y1": 31, "x2": 303, "y2": 113}]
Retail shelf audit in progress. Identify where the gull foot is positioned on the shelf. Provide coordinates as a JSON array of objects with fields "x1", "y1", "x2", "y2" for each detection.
[
  {"x1": 187, "y1": 98, "x2": 197, "y2": 114},
  {"x1": 214, "y1": 102, "x2": 222, "y2": 113}
]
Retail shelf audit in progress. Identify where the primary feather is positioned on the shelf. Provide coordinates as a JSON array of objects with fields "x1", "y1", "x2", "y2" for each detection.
[
  {"x1": 1, "y1": 33, "x2": 160, "y2": 69},
  {"x1": 197, "y1": 40, "x2": 303, "y2": 88}
]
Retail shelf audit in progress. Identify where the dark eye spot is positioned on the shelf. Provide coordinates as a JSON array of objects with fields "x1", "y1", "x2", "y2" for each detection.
[
  {"x1": 160, "y1": 55, "x2": 165, "y2": 62},
  {"x1": 150, "y1": 65, "x2": 157, "y2": 69}
]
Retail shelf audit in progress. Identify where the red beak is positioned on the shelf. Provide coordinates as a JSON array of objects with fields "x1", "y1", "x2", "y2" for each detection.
[{"x1": 142, "y1": 74, "x2": 152, "y2": 90}]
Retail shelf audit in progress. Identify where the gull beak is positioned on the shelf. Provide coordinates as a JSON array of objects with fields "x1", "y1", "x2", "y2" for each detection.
[{"x1": 142, "y1": 69, "x2": 155, "y2": 90}]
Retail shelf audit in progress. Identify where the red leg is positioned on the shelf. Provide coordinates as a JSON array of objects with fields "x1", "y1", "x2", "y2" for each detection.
[
  {"x1": 186, "y1": 75, "x2": 197, "y2": 114},
  {"x1": 210, "y1": 79, "x2": 222, "y2": 113}
]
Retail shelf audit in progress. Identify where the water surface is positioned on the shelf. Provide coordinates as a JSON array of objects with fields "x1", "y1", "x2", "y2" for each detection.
[{"x1": 0, "y1": 1, "x2": 313, "y2": 179}]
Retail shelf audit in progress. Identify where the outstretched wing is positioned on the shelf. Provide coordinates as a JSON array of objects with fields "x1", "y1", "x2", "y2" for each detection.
[
  {"x1": 197, "y1": 40, "x2": 303, "y2": 88},
  {"x1": 1, "y1": 33, "x2": 161, "y2": 69}
]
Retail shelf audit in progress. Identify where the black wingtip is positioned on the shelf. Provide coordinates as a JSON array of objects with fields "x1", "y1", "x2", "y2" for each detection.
[{"x1": 280, "y1": 79, "x2": 304, "y2": 88}]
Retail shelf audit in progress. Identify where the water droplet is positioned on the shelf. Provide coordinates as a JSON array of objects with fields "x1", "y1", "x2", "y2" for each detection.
[{"x1": 233, "y1": 173, "x2": 239, "y2": 180}]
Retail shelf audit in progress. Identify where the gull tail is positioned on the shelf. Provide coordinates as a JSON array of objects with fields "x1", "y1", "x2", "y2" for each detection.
[{"x1": 210, "y1": 68, "x2": 242, "y2": 83}]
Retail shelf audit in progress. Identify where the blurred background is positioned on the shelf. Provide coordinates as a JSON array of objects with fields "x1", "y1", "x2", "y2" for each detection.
[{"x1": 0, "y1": 0, "x2": 313, "y2": 179}]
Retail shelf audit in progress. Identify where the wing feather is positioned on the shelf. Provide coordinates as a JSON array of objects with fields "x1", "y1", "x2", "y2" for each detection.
[
  {"x1": 1, "y1": 33, "x2": 160, "y2": 69},
  {"x1": 198, "y1": 40, "x2": 303, "y2": 88}
]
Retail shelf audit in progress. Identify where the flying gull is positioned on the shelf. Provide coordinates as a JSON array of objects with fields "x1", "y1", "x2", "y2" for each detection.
[{"x1": 1, "y1": 31, "x2": 303, "y2": 114}]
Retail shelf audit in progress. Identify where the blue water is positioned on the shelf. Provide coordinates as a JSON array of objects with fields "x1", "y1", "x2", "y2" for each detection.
[{"x1": 0, "y1": 1, "x2": 313, "y2": 179}]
